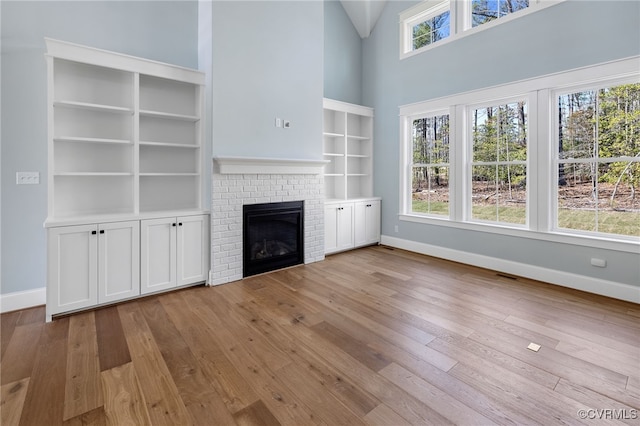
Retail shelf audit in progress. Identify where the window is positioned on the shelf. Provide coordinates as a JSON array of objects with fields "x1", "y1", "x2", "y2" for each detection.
[
  {"x1": 471, "y1": 0, "x2": 529, "y2": 27},
  {"x1": 470, "y1": 100, "x2": 528, "y2": 225},
  {"x1": 411, "y1": 113, "x2": 450, "y2": 216},
  {"x1": 400, "y1": 1, "x2": 561, "y2": 59},
  {"x1": 412, "y1": 9, "x2": 450, "y2": 50},
  {"x1": 556, "y1": 83, "x2": 640, "y2": 237},
  {"x1": 399, "y1": 56, "x2": 639, "y2": 248},
  {"x1": 401, "y1": 1, "x2": 451, "y2": 55}
]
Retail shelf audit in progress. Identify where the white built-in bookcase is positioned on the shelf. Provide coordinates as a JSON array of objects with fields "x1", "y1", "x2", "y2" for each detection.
[
  {"x1": 322, "y1": 98, "x2": 374, "y2": 200},
  {"x1": 45, "y1": 38, "x2": 206, "y2": 225}
]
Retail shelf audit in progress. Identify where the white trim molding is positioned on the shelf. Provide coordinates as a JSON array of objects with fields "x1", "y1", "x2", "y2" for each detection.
[
  {"x1": 0, "y1": 287, "x2": 47, "y2": 314},
  {"x1": 381, "y1": 235, "x2": 640, "y2": 304},
  {"x1": 214, "y1": 156, "x2": 329, "y2": 175}
]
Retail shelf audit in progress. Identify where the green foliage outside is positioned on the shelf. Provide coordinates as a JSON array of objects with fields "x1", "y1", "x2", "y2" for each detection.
[
  {"x1": 411, "y1": 83, "x2": 639, "y2": 236},
  {"x1": 412, "y1": 200, "x2": 639, "y2": 236}
]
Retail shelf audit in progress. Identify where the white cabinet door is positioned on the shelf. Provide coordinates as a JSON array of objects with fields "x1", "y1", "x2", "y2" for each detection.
[
  {"x1": 354, "y1": 200, "x2": 380, "y2": 247},
  {"x1": 176, "y1": 215, "x2": 209, "y2": 286},
  {"x1": 98, "y1": 221, "x2": 140, "y2": 303},
  {"x1": 47, "y1": 224, "x2": 98, "y2": 317},
  {"x1": 325, "y1": 203, "x2": 354, "y2": 254},
  {"x1": 336, "y1": 203, "x2": 354, "y2": 251},
  {"x1": 324, "y1": 204, "x2": 339, "y2": 254},
  {"x1": 140, "y1": 217, "x2": 177, "y2": 294}
]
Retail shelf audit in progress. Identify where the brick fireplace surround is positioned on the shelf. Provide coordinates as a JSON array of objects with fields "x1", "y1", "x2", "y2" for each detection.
[{"x1": 210, "y1": 157, "x2": 327, "y2": 285}]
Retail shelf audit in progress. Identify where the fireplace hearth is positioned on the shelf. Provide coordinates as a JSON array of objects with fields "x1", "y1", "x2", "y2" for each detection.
[{"x1": 243, "y1": 201, "x2": 304, "y2": 277}]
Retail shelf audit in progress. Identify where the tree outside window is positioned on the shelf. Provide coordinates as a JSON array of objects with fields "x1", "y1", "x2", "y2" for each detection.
[
  {"x1": 412, "y1": 10, "x2": 450, "y2": 50},
  {"x1": 471, "y1": 101, "x2": 528, "y2": 225},
  {"x1": 412, "y1": 114, "x2": 450, "y2": 216},
  {"x1": 472, "y1": 0, "x2": 529, "y2": 27},
  {"x1": 557, "y1": 83, "x2": 640, "y2": 237}
]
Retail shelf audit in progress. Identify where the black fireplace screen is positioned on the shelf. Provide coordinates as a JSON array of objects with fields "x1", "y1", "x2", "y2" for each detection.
[{"x1": 243, "y1": 201, "x2": 304, "y2": 277}]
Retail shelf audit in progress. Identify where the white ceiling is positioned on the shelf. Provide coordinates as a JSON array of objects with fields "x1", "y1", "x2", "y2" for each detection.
[{"x1": 339, "y1": 0, "x2": 388, "y2": 38}]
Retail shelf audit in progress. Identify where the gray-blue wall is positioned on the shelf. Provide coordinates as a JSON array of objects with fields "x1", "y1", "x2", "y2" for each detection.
[
  {"x1": 363, "y1": 1, "x2": 640, "y2": 287},
  {"x1": 1, "y1": 1, "x2": 199, "y2": 295},
  {"x1": 324, "y1": 0, "x2": 362, "y2": 105},
  {"x1": 211, "y1": 0, "x2": 323, "y2": 160}
]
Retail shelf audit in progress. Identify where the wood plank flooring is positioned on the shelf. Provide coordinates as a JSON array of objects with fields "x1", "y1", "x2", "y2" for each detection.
[{"x1": 2, "y1": 246, "x2": 639, "y2": 425}]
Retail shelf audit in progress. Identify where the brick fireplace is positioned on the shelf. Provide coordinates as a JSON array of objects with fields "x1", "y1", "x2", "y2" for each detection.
[{"x1": 210, "y1": 157, "x2": 327, "y2": 285}]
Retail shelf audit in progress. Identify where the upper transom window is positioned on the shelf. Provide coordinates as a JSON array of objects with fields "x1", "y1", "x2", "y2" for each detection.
[
  {"x1": 400, "y1": 1, "x2": 561, "y2": 59},
  {"x1": 471, "y1": 0, "x2": 530, "y2": 27}
]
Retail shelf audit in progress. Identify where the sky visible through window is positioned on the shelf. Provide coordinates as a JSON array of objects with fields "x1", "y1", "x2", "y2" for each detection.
[
  {"x1": 412, "y1": 10, "x2": 451, "y2": 50},
  {"x1": 472, "y1": 0, "x2": 529, "y2": 27}
]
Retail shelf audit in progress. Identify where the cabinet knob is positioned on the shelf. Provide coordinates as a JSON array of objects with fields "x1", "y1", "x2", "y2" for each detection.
[
  {"x1": 99, "y1": 230, "x2": 105, "y2": 234},
  {"x1": 179, "y1": 222, "x2": 183, "y2": 226},
  {"x1": 172, "y1": 223, "x2": 177, "y2": 227},
  {"x1": 91, "y1": 230, "x2": 97, "y2": 235},
  {"x1": 366, "y1": 204, "x2": 372, "y2": 207}
]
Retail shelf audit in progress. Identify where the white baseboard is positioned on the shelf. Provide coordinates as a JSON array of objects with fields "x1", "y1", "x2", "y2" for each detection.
[
  {"x1": 381, "y1": 235, "x2": 640, "y2": 304},
  {"x1": 0, "y1": 287, "x2": 46, "y2": 314}
]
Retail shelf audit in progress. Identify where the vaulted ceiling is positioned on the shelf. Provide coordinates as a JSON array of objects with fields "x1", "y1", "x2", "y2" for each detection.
[{"x1": 339, "y1": 0, "x2": 388, "y2": 38}]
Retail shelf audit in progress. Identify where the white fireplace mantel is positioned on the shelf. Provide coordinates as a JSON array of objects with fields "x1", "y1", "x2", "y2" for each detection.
[{"x1": 214, "y1": 156, "x2": 329, "y2": 175}]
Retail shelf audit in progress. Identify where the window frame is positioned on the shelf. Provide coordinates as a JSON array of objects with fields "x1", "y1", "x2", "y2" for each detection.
[
  {"x1": 400, "y1": 0, "x2": 452, "y2": 58},
  {"x1": 407, "y1": 109, "x2": 453, "y2": 218},
  {"x1": 398, "y1": 56, "x2": 640, "y2": 253},
  {"x1": 551, "y1": 77, "x2": 640, "y2": 238},
  {"x1": 399, "y1": 0, "x2": 565, "y2": 60},
  {"x1": 466, "y1": 95, "x2": 531, "y2": 228}
]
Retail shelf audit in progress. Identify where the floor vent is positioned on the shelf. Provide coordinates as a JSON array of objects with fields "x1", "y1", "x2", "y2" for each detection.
[{"x1": 496, "y1": 273, "x2": 518, "y2": 280}]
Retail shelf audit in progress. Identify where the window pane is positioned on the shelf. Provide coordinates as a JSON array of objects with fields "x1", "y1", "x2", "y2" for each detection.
[
  {"x1": 558, "y1": 90, "x2": 596, "y2": 159},
  {"x1": 413, "y1": 115, "x2": 450, "y2": 164},
  {"x1": 597, "y1": 162, "x2": 640, "y2": 236},
  {"x1": 412, "y1": 166, "x2": 450, "y2": 216},
  {"x1": 597, "y1": 84, "x2": 640, "y2": 158},
  {"x1": 496, "y1": 164, "x2": 526, "y2": 224},
  {"x1": 412, "y1": 113, "x2": 450, "y2": 217},
  {"x1": 557, "y1": 83, "x2": 640, "y2": 237},
  {"x1": 471, "y1": 165, "x2": 497, "y2": 220},
  {"x1": 472, "y1": 164, "x2": 526, "y2": 224},
  {"x1": 473, "y1": 102, "x2": 527, "y2": 161},
  {"x1": 412, "y1": 10, "x2": 450, "y2": 50},
  {"x1": 558, "y1": 165, "x2": 597, "y2": 232},
  {"x1": 473, "y1": 106, "x2": 498, "y2": 162},
  {"x1": 472, "y1": 0, "x2": 529, "y2": 27},
  {"x1": 497, "y1": 102, "x2": 527, "y2": 162},
  {"x1": 413, "y1": 22, "x2": 432, "y2": 50}
]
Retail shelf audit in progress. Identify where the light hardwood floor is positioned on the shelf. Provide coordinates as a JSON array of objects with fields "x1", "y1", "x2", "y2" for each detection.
[{"x1": 2, "y1": 246, "x2": 639, "y2": 425}]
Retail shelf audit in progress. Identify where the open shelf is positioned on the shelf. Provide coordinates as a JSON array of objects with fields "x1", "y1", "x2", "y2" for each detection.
[
  {"x1": 139, "y1": 110, "x2": 200, "y2": 122},
  {"x1": 46, "y1": 39, "x2": 206, "y2": 224},
  {"x1": 54, "y1": 100, "x2": 133, "y2": 114},
  {"x1": 54, "y1": 136, "x2": 131, "y2": 145},
  {"x1": 323, "y1": 99, "x2": 374, "y2": 201},
  {"x1": 53, "y1": 58, "x2": 133, "y2": 109}
]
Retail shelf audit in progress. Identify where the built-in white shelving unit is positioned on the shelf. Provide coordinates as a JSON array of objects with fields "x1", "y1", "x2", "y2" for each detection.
[
  {"x1": 46, "y1": 38, "x2": 206, "y2": 223},
  {"x1": 323, "y1": 98, "x2": 380, "y2": 254},
  {"x1": 45, "y1": 39, "x2": 209, "y2": 321},
  {"x1": 323, "y1": 98, "x2": 374, "y2": 201}
]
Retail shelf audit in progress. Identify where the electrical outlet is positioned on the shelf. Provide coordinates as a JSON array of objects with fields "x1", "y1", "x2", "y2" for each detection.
[
  {"x1": 394, "y1": 225, "x2": 399, "y2": 233},
  {"x1": 16, "y1": 172, "x2": 40, "y2": 185},
  {"x1": 275, "y1": 118, "x2": 282, "y2": 128}
]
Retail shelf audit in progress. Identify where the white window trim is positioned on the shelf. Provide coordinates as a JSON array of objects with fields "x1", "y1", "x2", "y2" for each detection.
[
  {"x1": 465, "y1": 95, "x2": 532, "y2": 228},
  {"x1": 398, "y1": 55, "x2": 640, "y2": 253},
  {"x1": 400, "y1": 0, "x2": 566, "y2": 60},
  {"x1": 550, "y1": 76, "x2": 640, "y2": 238}
]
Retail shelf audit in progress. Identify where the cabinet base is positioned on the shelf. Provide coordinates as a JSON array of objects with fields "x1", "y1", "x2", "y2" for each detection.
[{"x1": 47, "y1": 280, "x2": 206, "y2": 322}]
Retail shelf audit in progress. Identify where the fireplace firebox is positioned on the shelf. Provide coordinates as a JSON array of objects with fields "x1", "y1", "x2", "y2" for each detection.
[{"x1": 243, "y1": 201, "x2": 304, "y2": 277}]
